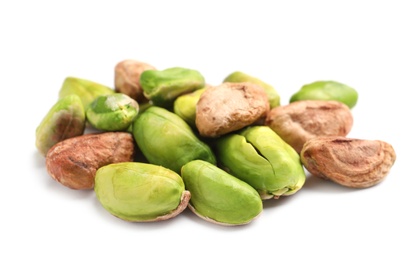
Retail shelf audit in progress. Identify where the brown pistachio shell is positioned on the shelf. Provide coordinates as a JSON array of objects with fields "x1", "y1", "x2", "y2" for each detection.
[
  {"x1": 266, "y1": 100, "x2": 353, "y2": 154},
  {"x1": 195, "y1": 82, "x2": 270, "y2": 138},
  {"x1": 46, "y1": 132, "x2": 135, "y2": 190},
  {"x1": 300, "y1": 136, "x2": 396, "y2": 188}
]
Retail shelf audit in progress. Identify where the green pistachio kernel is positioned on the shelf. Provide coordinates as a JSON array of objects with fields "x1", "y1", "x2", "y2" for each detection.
[
  {"x1": 132, "y1": 106, "x2": 216, "y2": 174},
  {"x1": 86, "y1": 93, "x2": 140, "y2": 131},
  {"x1": 223, "y1": 71, "x2": 280, "y2": 108},
  {"x1": 215, "y1": 125, "x2": 306, "y2": 199},
  {"x1": 95, "y1": 162, "x2": 190, "y2": 222},
  {"x1": 173, "y1": 87, "x2": 207, "y2": 128},
  {"x1": 59, "y1": 76, "x2": 115, "y2": 109},
  {"x1": 289, "y1": 80, "x2": 358, "y2": 109},
  {"x1": 181, "y1": 160, "x2": 263, "y2": 226},
  {"x1": 140, "y1": 67, "x2": 205, "y2": 108},
  {"x1": 35, "y1": 94, "x2": 85, "y2": 156}
]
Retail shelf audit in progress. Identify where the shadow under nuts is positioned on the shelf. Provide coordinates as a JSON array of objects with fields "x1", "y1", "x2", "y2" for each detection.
[
  {"x1": 300, "y1": 136, "x2": 396, "y2": 188},
  {"x1": 266, "y1": 100, "x2": 353, "y2": 154},
  {"x1": 46, "y1": 132, "x2": 135, "y2": 190}
]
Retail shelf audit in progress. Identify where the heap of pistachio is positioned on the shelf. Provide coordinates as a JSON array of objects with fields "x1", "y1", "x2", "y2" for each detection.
[{"x1": 35, "y1": 59, "x2": 396, "y2": 226}]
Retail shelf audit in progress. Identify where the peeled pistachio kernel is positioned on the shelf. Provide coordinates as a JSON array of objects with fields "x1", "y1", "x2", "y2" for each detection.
[
  {"x1": 173, "y1": 87, "x2": 207, "y2": 127},
  {"x1": 95, "y1": 162, "x2": 190, "y2": 222},
  {"x1": 132, "y1": 106, "x2": 216, "y2": 174},
  {"x1": 181, "y1": 160, "x2": 263, "y2": 226},
  {"x1": 300, "y1": 136, "x2": 397, "y2": 188},
  {"x1": 223, "y1": 71, "x2": 280, "y2": 108},
  {"x1": 35, "y1": 94, "x2": 85, "y2": 156},
  {"x1": 140, "y1": 67, "x2": 205, "y2": 107},
  {"x1": 289, "y1": 80, "x2": 358, "y2": 109},
  {"x1": 59, "y1": 76, "x2": 115, "y2": 109},
  {"x1": 215, "y1": 126, "x2": 306, "y2": 199},
  {"x1": 86, "y1": 93, "x2": 140, "y2": 131}
]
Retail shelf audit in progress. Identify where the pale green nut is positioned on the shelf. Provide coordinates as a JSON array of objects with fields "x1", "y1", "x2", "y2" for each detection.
[
  {"x1": 173, "y1": 87, "x2": 207, "y2": 127},
  {"x1": 181, "y1": 160, "x2": 263, "y2": 226},
  {"x1": 223, "y1": 71, "x2": 280, "y2": 108},
  {"x1": 215, "y1": 125, "x2": 306, "y2": 200},
  {"x1": 35, "y1": 94, "x2": 85, "y2": 156},
  {"x1": 132, "y1": 106, "x2": 216, "y2": 174},
  {"x1": 86, "y1": 93, "x2": 140, "y2": 131},
  {"x1": 289, "y1": 80, "x2": 358, "y2": 109},
  {"x1": 94, "y1": 162, "x2": 190, "y2": 222},
  {"x1": 59, "y1": 77, "x2": 115, "y2": 110},
  {"x1": 140, "y1": 67, "x2": 205, "y2": 108}
]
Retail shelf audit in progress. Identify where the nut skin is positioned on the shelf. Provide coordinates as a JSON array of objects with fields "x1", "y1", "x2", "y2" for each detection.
[
  {"x1": 215, "y1": 126, "x2": 306, "y2": 199},
  {"x1": 95, "y1": 162, "x2": 190, "y2": 222},
  {"x1": 140, "y1": 67, "x2": 205, "y2": 108},
  {"x1": 114, "y1": 59, "x2": 156, "y2": 103},
  {"x1": 223, "y1": 71, "x2": 280, "y2": 108},
  {"x1": 46, "y1": 132, "x2": 135, "y2": 190},
  {"x1": 59, "y1": 77, "x2": 115, "y2": 110},
  {"x1": 173, "y1": 87, "x2": 207, "y2": 128},
  {"x1": 300, "y1": 136, "x2": 397, "y2": 188},
  {"x1": 86, "y1": 93, "x2": 140, "y2": 131},
  {"x1": 289, "y1": 80, "x2": 358, "y2": 109},
  {"x1": 266, "y1": 100, "x2": 353, "y2": 154},
  {"x1": 132, "y1": 106, "x2": 216, "y2": 174},
  {"x1": 195, "y1": 82, "x2": 270, "y2": 138},
  {"x1": 35, "y1": 94, "x2": 86, "y2": 156},
  {"x1": 181, "y1": 160, "x2": 263, "y2": 226}
]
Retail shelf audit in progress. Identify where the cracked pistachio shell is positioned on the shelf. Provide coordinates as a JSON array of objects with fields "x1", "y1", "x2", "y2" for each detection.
[
  {"x1": 95, "y1": 162, "x2": 190, "y2": 222},
  {"x1": 132, "y1": 106, "x2": 216, "y2": 174},
  {"x1": 59, "y1": 77, "x2": 115, "y2": 109},
  {"x1": 215, "y1": 126, "x2": 306, "y2": 199},
  {"x1": 86, "y1": 93, "x2": 140, "y2": 131},
  {"x1": 173, "y1": 87, "x2": 207, "y2": 127},
  {"x1": 140, "y1": 67, "x2": 205, "y2": 107},
  {"x1": 181, "y1": 160, "x2": 263, "y2": 226},
  {"x1": 290, "y1": 80, "x2": 358, "y2": 109},
  {"x1": 223, "y1": 71, "x2": 280, "y2": 108},
  {"x1": 35, "y1": 94, "x2": 85, "y2": 156}
]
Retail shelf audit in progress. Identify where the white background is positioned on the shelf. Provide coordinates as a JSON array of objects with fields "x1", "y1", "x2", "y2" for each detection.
[{"x1": 1, "y1": 0, "x2": 418, "y2": 259}]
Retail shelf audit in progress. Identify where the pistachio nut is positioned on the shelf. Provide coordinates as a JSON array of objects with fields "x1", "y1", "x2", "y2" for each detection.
[
  {"x1": 95, "y1": 162, "x2": 190, "y2": 222},
  {"x1": 86, "y1": 93, "x2": 140, "y2": 131},
  {"x1": 223, "y1": 71, "x2": 280, "y2": 108},
  {"x1": 46, "y1": 132, "x2": 135, "y2": 190},
  {"x1": 215, "y1": 126, "x2": 306, "y2": 199},
  {"x1": 181, "y1": 160, "x2": 263, "y2": 226},
  {"x1": 266, "y1": 100, "x2": 353, "y2": 154},
  {"x1": 59, "y1": 76, "x2": 115, "y2": 109},
  {"x1": 132, "y1": 106, "x2": 216, "y2": 173},
  {"x1": 300, "y1": 136, "x2": 396, "y2": 188},
  {"x1": 140, "y1": 67, "x2": 205, "y2": 107},
  {"x1": 173, "y1": 87, "x2": 207, "y2": 128},
  {"x1": 114, "y1": 59, "x2": 156, "y2": 103},
  {"x1": 35, "y1": 94, "x2": 86, "y2": 156},
  {"x1": 289, "y1": 80, "x2": 358, "y2": 109}
]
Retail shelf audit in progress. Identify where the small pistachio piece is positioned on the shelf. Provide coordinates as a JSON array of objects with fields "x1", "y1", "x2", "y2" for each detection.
[
  {"x1": 216, "y1": 126, "x2": 306, "y2": 199},
  {"x1": 173, "y1": 87, "x2": 207, "y2": 128},
  {"x1": 290, "y1": 80, "x2": 358, "y2": 109},
  {"x1": 132, "y1": 106, "x2": 216, "y2": 174},
  {"x1": 86, "y1": 93, "x2": 140, "y2": 131},
  {"x1": 114, "y1": 59, "x2": 156, "y2": 103},
  {"x1": 59, "y1": 77, "x2": 115, "y2": 110},
  {"x1": 140, "y1": 67, "x2": 205, "y2": 107},
  {"x1": 95, "y1": 162, "x2": 190, "y2": 222},
  {"x1": 35, "y1": 94, "x2": 85, "y2": 156},
  {"x1": 223, "y1": 71, "x2": 280, "y2": 108},
  {"x1": 300, "y1": 136, "x2": 396, "y2": 188},
  {"x1": 266, "y1": 100, "x2": 353, "y2": 154},
  {"x1": 181, "y1": 160, "x2": 263, "y2": 226}
]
